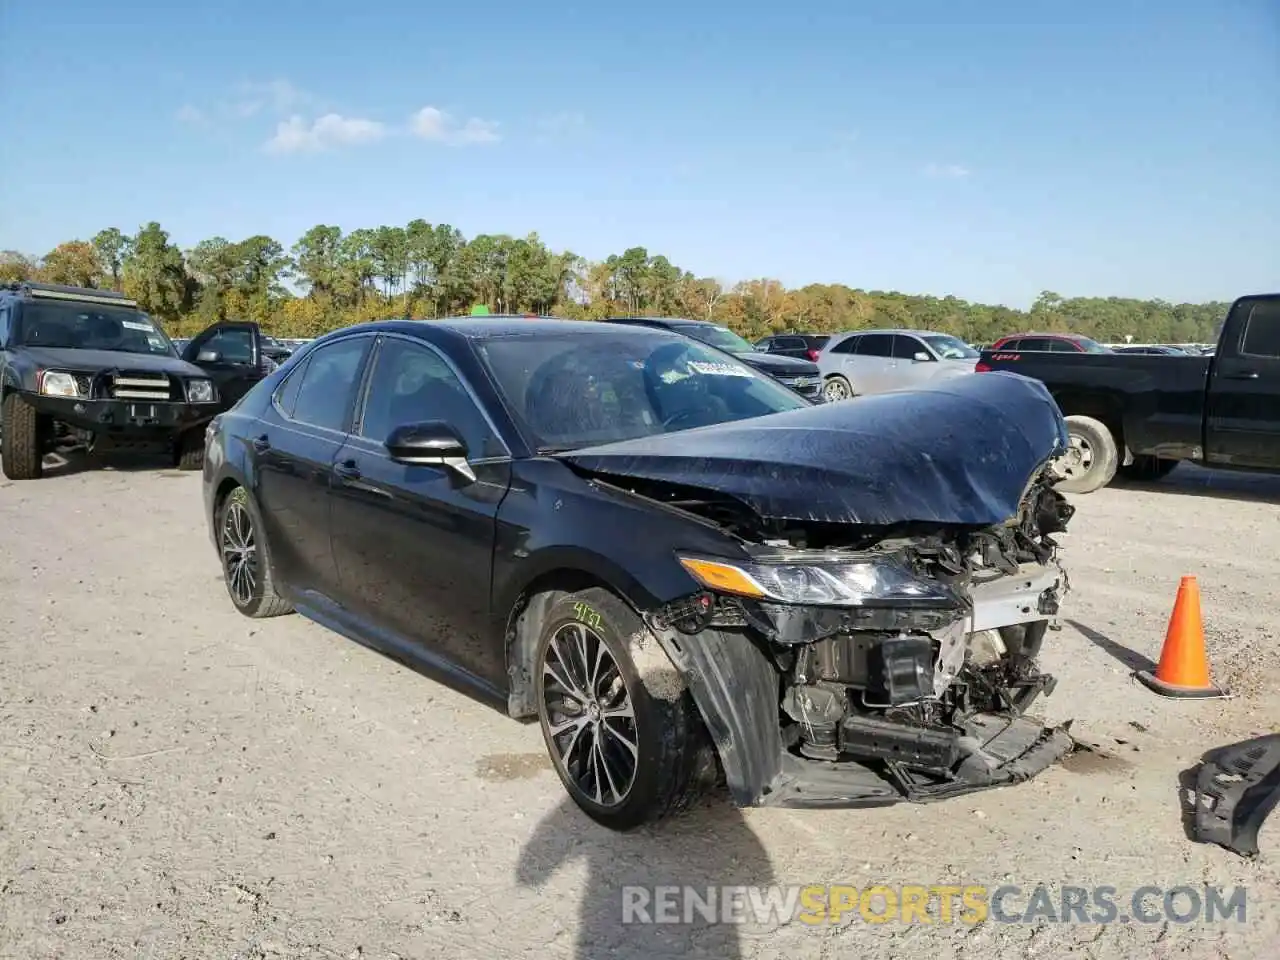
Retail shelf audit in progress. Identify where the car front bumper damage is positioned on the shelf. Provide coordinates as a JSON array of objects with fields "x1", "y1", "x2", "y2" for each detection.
[{"x1": 647, "y1": 559, "x2": 1074, "y2": 809}]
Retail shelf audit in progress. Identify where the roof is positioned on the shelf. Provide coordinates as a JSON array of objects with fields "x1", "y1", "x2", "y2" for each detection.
[
  {"x1": 996, "y1": 331, "x2": 1094, "y2": 340},
  {"x1": 2, "y1": 281, "x2": 137, "y2": 306},
  {"x1": 832, "y1": 328, "x2": 963, "y2": 338},
  {"x1": 605, "y1": 315, "x2": 711, "y2": 327},
  {"x1": 348, "y1": 315, "x2": 684, "y2": 342}
]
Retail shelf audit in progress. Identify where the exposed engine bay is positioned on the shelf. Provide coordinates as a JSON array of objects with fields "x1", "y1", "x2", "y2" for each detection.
[{"x1": 603, "y1": 463, "x2": 1078, "y2": 806}]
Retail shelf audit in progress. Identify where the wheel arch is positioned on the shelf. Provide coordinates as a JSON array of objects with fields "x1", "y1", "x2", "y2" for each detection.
[
  {"x1": 501, "y1": 556, "x2": 668, "y2": 720},
  {"x1": 1050, "y1": 389, "x2": 1126, "y2": 457}
]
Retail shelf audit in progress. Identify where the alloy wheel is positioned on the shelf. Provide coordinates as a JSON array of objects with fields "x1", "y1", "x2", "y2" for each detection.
[
  {"x1": 1053, "y1": 434, "x2": 1094, "y2": 481},
  {"x1": 221, "y1": 500, "x2": 259, "y2": 607},
  {"x1": 823, "y1": 378, "x2": 850, "y2": 402},
  {"x1": 541, "y1": 622, "x2": 639, "y2": 808}
]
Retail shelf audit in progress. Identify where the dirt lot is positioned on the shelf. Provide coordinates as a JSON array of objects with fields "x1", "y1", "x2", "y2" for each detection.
[{"x1": 2, "y1": 459, "x2": 1278, "y2": 960}]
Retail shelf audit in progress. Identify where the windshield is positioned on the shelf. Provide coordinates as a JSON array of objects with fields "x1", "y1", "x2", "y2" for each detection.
[
  {"x1": 16, "y1": 300, "x2": 176, "y2": 356},
  {"x1": 921, "y1": 334, "x2": 980, "y2": 360},
  {"x1": 477, "y1": 329, "x2": 811, "y2": 451},
  {"x1": 677, "y1": 323, "x2": 757, "y2": 354}
]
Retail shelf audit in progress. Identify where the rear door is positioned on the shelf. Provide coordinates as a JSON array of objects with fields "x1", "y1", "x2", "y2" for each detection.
[
  {"x1": 183, "y1": 321, "x2": 268, "y2": 405},
  {"x1": 850, "y1": 333, "x2": 897, "y2": 394},
  {"x1": 1206, "y1": 296, "x2": 1280, "y2": 468},
  {"x1": 251, "y1": 333, "x2": 376, "y2": 599}
]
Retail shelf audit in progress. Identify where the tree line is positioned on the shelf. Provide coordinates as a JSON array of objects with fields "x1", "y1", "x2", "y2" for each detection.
[{"x1": 0, "y1": 221, "x2": 1230, "y2": 345}]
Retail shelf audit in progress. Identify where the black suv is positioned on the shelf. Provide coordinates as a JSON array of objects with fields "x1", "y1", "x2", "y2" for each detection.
[
  {"x1": 753, "y1": 333, "x2": 831, "y2": 361},
  {"x1": 604, "y1": 317, "x2": 823, "y2": 400},
  {"x1": 0, "y1": 282, "x2": 274, "y2": 479}
]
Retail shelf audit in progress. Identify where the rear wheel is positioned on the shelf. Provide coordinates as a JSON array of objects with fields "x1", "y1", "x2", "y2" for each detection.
[
  {"x1": 822, "y1": 375, "x2": 854, "y2": 402},
  {"x1": 534, "y1": 588, "x2": 716, "y2": 831},
  {"x1": 1, "y1": 393, "x2": 44, "y2": 480},
  {"x1": 1052, "y1": 415, "x2": 1118, "y2": 494},
  {"x1": 217, "y1": 486, "x2": 293, "y2": 619}
]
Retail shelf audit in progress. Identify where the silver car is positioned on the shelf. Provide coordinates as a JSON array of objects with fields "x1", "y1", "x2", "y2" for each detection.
[{"x1": 818, "y1": 329, "x2": 980, "y2": 401}]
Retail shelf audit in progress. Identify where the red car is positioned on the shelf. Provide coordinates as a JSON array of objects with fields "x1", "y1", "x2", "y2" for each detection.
[{"x1": 987, "y1": 332, "x2": 1113, "y2": 354}]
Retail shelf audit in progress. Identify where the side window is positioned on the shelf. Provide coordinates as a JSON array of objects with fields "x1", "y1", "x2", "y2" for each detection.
[
  {"x1": 272, "y1": 355, "x2": 310, "y2": 418},
  {"x1": 0, "y1": 307, "x2": 9, "y2": 348},
  {"x1": 1018, "y1": 338, "x2": 1053, "y2": 351},
  {"x1": 359, "y1": 338, "x2": 505, "y2": 460},
  {"x1": 755, "y1": 337, "x2": 776, "y2": 351},
  {"x1": 830, "y1": 336, "x2": 860, "y2": 355},
  {"x1": 1048, "y1": 338, "x2": 1076, "y2": 352},
  {"x1": 1239, "y1": 300, "x2": 1280, "y2": 359},
  {"x1": 291, "y1": 337, "x2": 373, "y2": 432},
  {"x1": 997, "y1": 338, "x2": 1022, "y2": 351},
  {"x1": 892, "y1": 335, "x2": 925, "y2": 359},
  {"x1": 858, "y1": 334, "x2": 895, "y2": 358},
  {"x1": 202, "y1": 328, "x2": 256, "y2": 364},
  {"x1": 776, "y1": 337, "x2": 804, "y2": 352}
]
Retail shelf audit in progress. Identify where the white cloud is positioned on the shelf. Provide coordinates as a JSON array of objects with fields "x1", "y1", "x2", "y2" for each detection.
[
  {"x1": 923, "y1": 163, "x2": 971, "y2": 179},
  {"x1": 265, "y1": 113, "x2": 388, "y2": 154},
  {"x1": 409, "y1": 106, "x2": 501, "y2": 145}
]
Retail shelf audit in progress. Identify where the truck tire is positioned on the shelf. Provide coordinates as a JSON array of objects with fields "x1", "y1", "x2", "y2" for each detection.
[
  {"x1": 175, "y1": 433, "x2": 205, "y2": 471},
  {"x1": 1054, "y1": 415, "x2": 1119, "y2": 494},
  {"x1": 1, "y1": 393, "x2": 44, "y2": 480},
  {"x1": 1116, "y1": 454, "x2": 1178, "y2": 483},
  {"x1": 533, "y1": 587, "x2": 717, "y2": 831}
]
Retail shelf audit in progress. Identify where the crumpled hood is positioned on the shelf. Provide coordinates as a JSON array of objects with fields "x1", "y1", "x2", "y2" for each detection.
[
  {"x1": 20, "y1": 346, "x2": 204, "y2": 378},
  {"x1": 557, "y1": 371, "x2": 1069, "y2": 526}
]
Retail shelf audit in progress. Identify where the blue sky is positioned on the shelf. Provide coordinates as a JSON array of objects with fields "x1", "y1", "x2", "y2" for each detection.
[{"x1": 1, "y1": 0, "x2": 1276, "y2": 307}]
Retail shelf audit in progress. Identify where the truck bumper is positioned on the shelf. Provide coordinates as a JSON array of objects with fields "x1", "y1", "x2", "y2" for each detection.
[{"x1": 27, "y1": 395, "x2": 218, "y2": 450}]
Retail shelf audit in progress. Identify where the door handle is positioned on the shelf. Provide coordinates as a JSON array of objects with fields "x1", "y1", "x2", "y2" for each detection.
[
  {"x1": 251, "y1": 434, "x2": 271, "y2": 453},
  {"x1": 1226, "y1": 371, "x2": 1259, "y2": 380},
  {"x1": 334, "y1": 459, "x2": 361, "y2": 480}
]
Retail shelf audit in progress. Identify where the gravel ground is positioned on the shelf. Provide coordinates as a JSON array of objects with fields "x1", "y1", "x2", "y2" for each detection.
[{"x1": 2, "y1": 458, "x2": 1278, "y2": 960}]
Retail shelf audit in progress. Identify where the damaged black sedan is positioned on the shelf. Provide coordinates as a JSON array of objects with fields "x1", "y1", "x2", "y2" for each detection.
[{"x1": 202, "y1": 317, "x2": 1077, "y2": 830}]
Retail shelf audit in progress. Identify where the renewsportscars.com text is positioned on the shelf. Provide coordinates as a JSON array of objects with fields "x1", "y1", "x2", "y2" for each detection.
[{"x1": 621, "y1": 883, "x2": 1249, "y2": 926}]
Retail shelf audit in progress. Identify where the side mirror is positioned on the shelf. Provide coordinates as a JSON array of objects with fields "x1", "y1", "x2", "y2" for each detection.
[
  {"x1": 196, "y1": 349, "x2": 221, "y2": 363},
  {"x1": 913, "y1": 351, "x2": 933, "y2": 362},
  {"x1": 385, "y1": 421, "x2": 476, "y2": 483}
]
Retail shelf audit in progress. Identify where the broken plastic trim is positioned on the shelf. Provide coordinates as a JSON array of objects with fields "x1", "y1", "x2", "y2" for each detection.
[{"x1": 1192, "y1": 733, "x2": 1280, "y2": 859}]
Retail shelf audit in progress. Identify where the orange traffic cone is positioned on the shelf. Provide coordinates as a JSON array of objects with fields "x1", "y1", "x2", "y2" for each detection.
[{"x1": 1136, "y1": 575, "x2": 1228, "y2": 699}]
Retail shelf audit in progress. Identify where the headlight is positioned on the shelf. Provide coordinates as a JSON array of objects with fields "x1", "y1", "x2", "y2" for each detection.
[
  {"x1": 677, "y1": 554, "x2": 960, "y2": 607},
  {"x1": 38, "y1": 371, "x2": 82, "y2": 398},
  {"x1": 186, "y1": 378, "x2": 216, "y2": 403}
]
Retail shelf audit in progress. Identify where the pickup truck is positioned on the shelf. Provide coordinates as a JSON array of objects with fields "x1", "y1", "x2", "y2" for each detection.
[{"x1": 974, "y1": 292, "x2": 1280, "y2": 493}]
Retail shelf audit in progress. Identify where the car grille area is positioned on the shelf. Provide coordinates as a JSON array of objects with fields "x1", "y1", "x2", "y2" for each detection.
[
  {"x1": 108, "y1": 372, "x2": 179, "y2": 402},
  {"x1": 776, "y1": 374, "x2": 823, "y2": 399}
]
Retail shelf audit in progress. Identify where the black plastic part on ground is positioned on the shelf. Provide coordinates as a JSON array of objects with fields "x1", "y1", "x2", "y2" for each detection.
[{"x1": 1193, "y1": 733, "x2": 1280, "y2": 858}]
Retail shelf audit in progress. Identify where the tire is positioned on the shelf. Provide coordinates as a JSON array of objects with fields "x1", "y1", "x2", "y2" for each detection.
[
  {"x1": 216, "y1": 486, "x2": 293, "y2": 619},
  {"x1": 175, "y1": 434, "x2": 205, "y2": 471},
  {"x1": 533, "y1": 587, "x2": 717, "y2": 831},
  {"x1": 822, "y1": 375, "x2": 854, "y2": 402},
  {"x1": 1116, "y1": 454, "x2": 1178, "y2": 483},
  {"x1": 1, "y1": 392, "x2": 44, "y2": 480},
  {"x1": 1052, "y1": 415, "x2": 1119, "y2": 494}
]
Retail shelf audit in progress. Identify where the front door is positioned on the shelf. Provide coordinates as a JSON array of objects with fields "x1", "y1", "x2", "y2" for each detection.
[
  {"x1": 328, "y1": 334, "x2": 514, "y2": 689},
  {"x1": 184, "y1": 321, "x2": 267, "y2": 405},
  {"x1": 1206, "y1": 296, "x2": 1280, "y2": 469}
]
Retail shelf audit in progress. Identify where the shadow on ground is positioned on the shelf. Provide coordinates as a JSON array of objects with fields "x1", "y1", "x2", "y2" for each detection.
[
  {"x1": 1111, "y1": 463, "x2": 1280, "y2": 505},
  {"x1": 1067, "y1": 619, "x2": 1156, "y2": 673},
  {"x1": 517, "y1": 797, "x2": 775, "y2": 959}
]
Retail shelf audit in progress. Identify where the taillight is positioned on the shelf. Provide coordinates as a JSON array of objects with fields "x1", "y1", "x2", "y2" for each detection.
[
  {"x1": 806, "y1": 349, "x2": 820, "y2": 361},
  {"x1": 975, "y1": 361, "x2": 992, "y2": 372}
]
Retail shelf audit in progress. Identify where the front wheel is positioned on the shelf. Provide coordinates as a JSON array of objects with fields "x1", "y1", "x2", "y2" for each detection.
[
  {"x1": 534, "y1": 588, "x2": 716, "y2": 831},
  {"x1": 1051, "y1": 415, "x2": 1119, "y2": 494},
  {"x1": 1, "y1": 393, "x2": 45, "y2": 480},
  {"x1": 822, "y1": 375, "x2": 854, "y2": 402}
]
